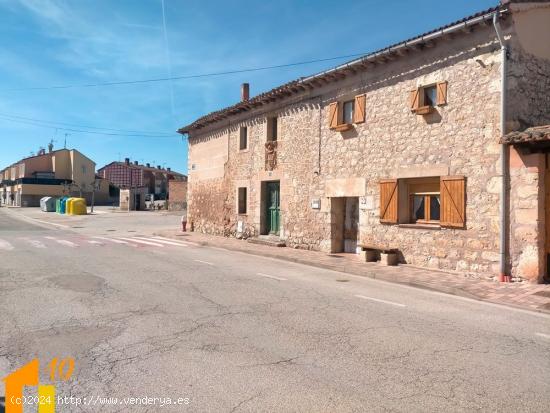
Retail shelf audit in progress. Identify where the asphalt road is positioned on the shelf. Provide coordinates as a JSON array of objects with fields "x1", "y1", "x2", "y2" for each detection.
[{"x1": 1, "y1": 208, "x2": 549, "y2": 412}]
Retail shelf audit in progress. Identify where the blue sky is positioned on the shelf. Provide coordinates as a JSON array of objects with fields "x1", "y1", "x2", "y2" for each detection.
[{"x1": 0, "y1": 0, "x2": 497, "y2": 174}]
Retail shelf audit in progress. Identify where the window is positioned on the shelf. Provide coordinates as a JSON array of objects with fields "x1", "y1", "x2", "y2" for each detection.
[
  {"x1": 411, "y1": 194, "x2": 440, "y2": 223},
  {"x1": 380, "y1": 176, "x2": 465, "y2": 228},
  {"x1": 408, "y1": 178, "x2": 440, "y2": 224},
  {"x1": 238, "y1": 187, "x2": 247, "y2": 214},
  {"x1": 423, "y1": 86, "x2": 437, "y2": 107},
  {"x1": 328, "y1": 94, "x2": 365, "y2": 131},
  {"x1": 239, "y1": 126, "x2": 248, "y2": 150},
  {"x1": 267, "y1": 116, "x2": 278, "y2": 141},
  {"x1": 342, "y1": 100, "x2": 354, "y2": 125},
  {"x1": 409, "y1": 82, "x2": 448, "y2": 115}
]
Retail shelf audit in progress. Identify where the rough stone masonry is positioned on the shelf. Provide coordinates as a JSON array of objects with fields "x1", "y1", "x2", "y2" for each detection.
[{"x1": 181, "y1": 3, "x2": 550, "y2": 282}]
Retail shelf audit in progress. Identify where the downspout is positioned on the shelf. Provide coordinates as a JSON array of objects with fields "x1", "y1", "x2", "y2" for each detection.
[{"x1": 493, "y1": 11, "x2": 511, "y2": 282}]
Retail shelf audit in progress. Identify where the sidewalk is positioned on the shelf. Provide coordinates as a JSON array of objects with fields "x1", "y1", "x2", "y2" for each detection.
[{"x1": 156, "y1": 229, "x2": 550, "y2": 314}]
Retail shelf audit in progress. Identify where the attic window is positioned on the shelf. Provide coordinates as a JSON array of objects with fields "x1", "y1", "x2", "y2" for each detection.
[
  {"x1": 342, "y1": 100, "x2": 354, "y2": 125},
  {"x1": 409, "y1": 82, "x2": 447, "y2": 115}
]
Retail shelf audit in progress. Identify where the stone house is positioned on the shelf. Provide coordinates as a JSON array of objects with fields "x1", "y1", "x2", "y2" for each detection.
[{"x1": 178, "y1": 1, "x2": 550, "y2": 283}]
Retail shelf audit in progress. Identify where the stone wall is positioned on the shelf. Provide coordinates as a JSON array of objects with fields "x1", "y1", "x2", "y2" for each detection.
[
  {"x1": 187, "y1": 25, "x2": 508, "y2": 278},
  {"x1": 187, "y1": 19, "x2": 550, "y2": 281}
]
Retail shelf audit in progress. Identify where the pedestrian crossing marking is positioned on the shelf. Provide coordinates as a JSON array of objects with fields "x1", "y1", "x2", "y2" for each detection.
[
  {"x1": 117, "y1": 237, "x2": 165, "y2": 247},
  {"x1": 0, "y1": 235, "x2": 190, "y2": 251},
  {"x1": 0, "y1": 239, "x2": 14, "y2": 251}
]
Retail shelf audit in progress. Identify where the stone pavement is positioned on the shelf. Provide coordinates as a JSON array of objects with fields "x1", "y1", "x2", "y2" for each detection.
[{"x1": 156, "y1": 229, "x2": 550, "y2": 314}]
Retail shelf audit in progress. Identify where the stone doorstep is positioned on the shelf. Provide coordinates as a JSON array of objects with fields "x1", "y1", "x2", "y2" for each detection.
[
  {"x1": 156, "y1": 230, "x2": 550, "y2": 315},
  {"x1": 247, "y1": 235, "x2": 286, "y2": 247}
]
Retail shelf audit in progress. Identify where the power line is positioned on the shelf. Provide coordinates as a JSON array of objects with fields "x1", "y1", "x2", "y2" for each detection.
[
  {"x1": 0, "y1": 114, "x2": 177, "y2": 137},
  {"x1": 1, "y1": 52, "x2": 369, "y2": 92},
  {"x1": 0, "y1": 112, "x2": 174, "y2": 135}
]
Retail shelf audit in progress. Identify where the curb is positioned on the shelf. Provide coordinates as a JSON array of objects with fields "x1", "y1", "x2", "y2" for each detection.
[{"x1": 155, "y1": 231, "x2": 550, "y2": 315}]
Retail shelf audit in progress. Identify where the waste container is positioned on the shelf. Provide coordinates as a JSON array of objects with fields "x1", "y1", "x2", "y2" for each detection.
[
  {"x1": 59, "y1": 197, "x2": 69, "y2": 214},
  {"x1": 40, "y1": 197, "x2": 56, "y2": 212},
  {"x1": 68, "y1": 198, "x2": 87, "y2": 215}
]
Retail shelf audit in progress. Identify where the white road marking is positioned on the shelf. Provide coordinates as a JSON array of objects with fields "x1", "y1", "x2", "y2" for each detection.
[
  {"x1": 88, "y1": 240, "x2": 104, "y2": 246},
  {"x1": 257, "y1": 272, "x2": 287, "y2": 281},
  {"x1": 355, "y1": 294, "x2": 406, "y2": 308},
  {"x1": 150, "y1": 236, "x2": 189, "y2": 246},
  {"x1": 118, "y1": 237, "x2": 164, "y2": 247},
  {"x1": 54, "y1": 239, "x2": 78, "y2": 248},
  {"x1": 0, "y1": 239, "x2": 14, "y2": 251},
  {"x1": 133, "y1": 236, "x2": 187, "y2": 247},
  {"x1": 25, "y1": 218, "x2": 70, "y2": 228},
  {"x1": 92, "y1": 236, "x2": 129, "y2": 244},
  {"x1": 26, "y1": 239, "x2": 46, "y2": 249},
  {"x1": 535, "y1": 332, "x2": 550, "y2": 340},
  {"x1": 194, "y1": 259, "x2": 215, "y2": 266}
]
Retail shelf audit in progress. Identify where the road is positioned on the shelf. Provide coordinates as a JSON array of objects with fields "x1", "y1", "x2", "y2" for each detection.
[{"x1": 0, "y1": 208, "x2": 549, "y2": 412}]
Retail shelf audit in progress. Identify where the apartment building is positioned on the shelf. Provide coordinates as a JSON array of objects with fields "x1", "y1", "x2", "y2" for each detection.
[
  {"x1": 97, "y1": 158, "x2": 186, "y2": 200},
  {"x1": 0, "y1": 147, "x2": 110, "y2": 207}
]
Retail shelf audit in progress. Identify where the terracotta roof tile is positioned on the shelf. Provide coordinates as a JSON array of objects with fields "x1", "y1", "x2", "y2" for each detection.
[{"x1": 500, "y1": 125, "x2": 550, "y2": 144}]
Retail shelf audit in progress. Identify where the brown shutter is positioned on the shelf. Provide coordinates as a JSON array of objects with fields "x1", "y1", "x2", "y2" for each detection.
[
  {"x1": 380, "y1": 179, "x2": 399, "y2": 224},
  {"x1": 353, "y1": 94, "x2": 366, "y2": 124},
  {"x1": 436, "y1": 81, "x2": 448, "y2": 105},
  {"x1": 409, "y1": 88, "x2": 420, "y2": 111},
  {"x1": 440, "y1": 176, "x2": 466, "y2": 228},
  {"x1": 328, "y1": 102, "x2": 338, "y2": 129}
]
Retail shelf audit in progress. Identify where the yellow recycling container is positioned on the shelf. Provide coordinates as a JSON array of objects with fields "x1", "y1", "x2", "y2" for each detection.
[
  {"x1": 71, "y1": 198, "x2": 87, "y2": 215},
  {"x1": 65, "y1": 198, "x2": 75, "y2": 215}
]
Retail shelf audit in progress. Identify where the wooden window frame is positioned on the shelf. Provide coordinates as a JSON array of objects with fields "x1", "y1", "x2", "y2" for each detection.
[
  {"x1": 342, "y1": 100, "x2": 355, "y2": 125},
  {"x1": 329, "y1": 94, "x2": 366, "y2": 131},
  {"x1": 409, "y1": 192, "x2": 441, "y2": 225},
  {"x1": 410, "y1": 81, "x2": 447, "y2": 115}
]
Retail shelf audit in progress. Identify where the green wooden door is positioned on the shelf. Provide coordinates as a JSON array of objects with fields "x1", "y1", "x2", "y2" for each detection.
[{"x1": 266, "y1": 182, "x2": 280, "y2": 235}]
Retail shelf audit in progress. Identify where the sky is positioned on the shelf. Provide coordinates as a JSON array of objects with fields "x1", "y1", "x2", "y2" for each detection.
[{"x1": 0, "y1": 0, "x2": 498, "y2": 174}]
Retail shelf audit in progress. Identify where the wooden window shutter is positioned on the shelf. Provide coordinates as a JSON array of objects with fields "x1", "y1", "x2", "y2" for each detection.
[
  {"x1": 409, "y1": 88, "x2": 420, "y2": 111},
  {"x1": 436, "y1": 81, "x2": 448, "y2": 105},
  {"x1": 328, "y1": 102, "x2": 339, "y2": 129},
  {"x1": 380, "y1": 179, "x2": 399, "y2": 224},
  {"x1": 353, "y1": 94, "x2": 366, "y2": 124},
  {"x1": 440, "y1": 176, "x2": 466, "y2": 228}
]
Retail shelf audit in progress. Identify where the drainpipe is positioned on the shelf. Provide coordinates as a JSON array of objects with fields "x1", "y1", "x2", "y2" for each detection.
[{"x1": 493, "y1": 11, "x2": 511, "y2": 283}]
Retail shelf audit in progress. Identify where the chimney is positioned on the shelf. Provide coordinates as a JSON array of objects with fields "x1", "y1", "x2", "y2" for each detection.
[
  {"x1": 134, "y1": 161, "x2": 138, "y2": 166},
  {"x1": 125, "y1": 158, "x2": 130, "y2": 165},
  {"x1": 48, "y1": 142, "x2": 54, "y2": 153},
  {"x1": 167, "y1": 167, "x2": 171, "y2": 172},
  {"x1": 157, "y1": 165, "x2": 161, "y2": 170},
  {"x1": 146, "y1": 163, "x2": 150, "y2": 168},
  {"x1": 241, "y1": 83, "x2": 249, "y2": 101}
]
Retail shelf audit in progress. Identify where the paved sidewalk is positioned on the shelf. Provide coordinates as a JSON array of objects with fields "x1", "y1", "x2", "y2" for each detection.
[{"x1": 156, "y1": 229, "x2": 550, "y2": 314}]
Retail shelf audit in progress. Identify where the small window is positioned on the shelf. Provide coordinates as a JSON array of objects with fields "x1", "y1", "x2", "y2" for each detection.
[
  {"x1": 267, "y1": 116, "x2": 278, "y2": 141},
  {"x1": 423, "y1": 85, "x2": 437, "y2": 107},
  {"x1": 342, "y1": 100, "x2": 354, "y2": 125},
  {"x1": 408, "y1": 178, "x2": 440, "y2": 224},
  {"x1": 238, "y1": 187, "x2": 247, "y2": 214},
  {"x1": 239, "y1": 126, "x2": 248, "y2": 150}
]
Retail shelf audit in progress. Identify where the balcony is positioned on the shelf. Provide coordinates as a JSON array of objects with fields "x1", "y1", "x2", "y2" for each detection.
[{"x1": 265, "y1": 141, "x2": 277, "y2": 171}]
